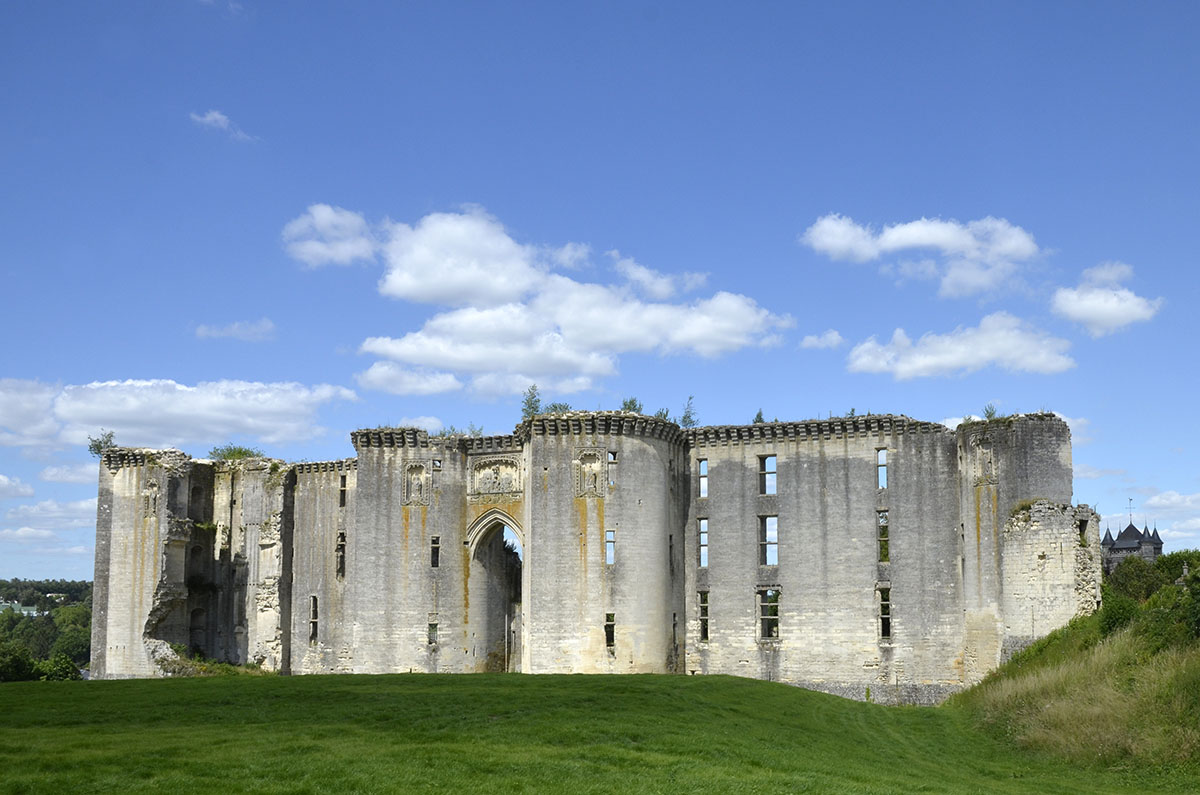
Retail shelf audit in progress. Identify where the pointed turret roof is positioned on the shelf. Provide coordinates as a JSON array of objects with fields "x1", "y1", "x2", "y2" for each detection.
[
  {"x1": 1102, "y1": 528, "x2": 1114, "y2": 547},
  {"x1": 1112, "y1": 522, "x2": 1145, "y2": 550}
]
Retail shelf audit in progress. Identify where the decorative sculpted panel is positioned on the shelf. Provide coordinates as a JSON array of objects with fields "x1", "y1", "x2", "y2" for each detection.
[
  {"x1": 575, "y1": 448, "x2": 606, "y2": 498},
  {"x1": 469, "y1": 455, "x2": 522, "y2": 502},
  {"x1": 404, "y1": 463, "x2": 429, "y2": 506}
]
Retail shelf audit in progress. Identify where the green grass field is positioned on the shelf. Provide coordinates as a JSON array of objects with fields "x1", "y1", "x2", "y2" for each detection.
[{"x1": 1, "y1": 672, "x2": 1195, "y2": 794}]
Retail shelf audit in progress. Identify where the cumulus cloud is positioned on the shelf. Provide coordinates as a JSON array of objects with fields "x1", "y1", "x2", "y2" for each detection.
[
  {"x1": 355, "y1": 363, "x2": 463, "y2": 395},
  {"x1": 196, "y1": 317, "x2": 276, "y2": 342},
  {"x1": 0, "y1": 527, "x2": 55, "y2": 541},
  {"x1": 1074, "y1": 464, "x2": 1126, "y2": 480},
  {"x1": 0, "y1": 378, "x2": 356, "y2": 452},
  {"x1": 801, "y1": 213, "x2": 1040, "y2": 297},
  {"x1": 282, "y1": 204, "x2": 377, "y2": 267},
  {"x1": 799, "y1": 330, "x2": 845, "y2": 350},
  {"x1": 1051, "y1": 262, "x2": 1163, "y2": 337},
  {"x1": 0, "y1": 475, "x2": 34, "y2": 499},
  {"x1": 290, "y1": 205, "x2": 791, "y2": 396},
  {"x1": 378, "y1": 208, "x2": 547, "y2": 306},
  {"x1": 189, "y1": 109, "x2": 255, "y2": 141},
  {"x1": 6, "y1": 498, "x2": 97, "y2": 530},
  {"x1": 847, "y1": 312, "x2": 1074, "y2": 379},
  {"x1": 39, "y1": 463, "x2": 97, "y2": 484}
]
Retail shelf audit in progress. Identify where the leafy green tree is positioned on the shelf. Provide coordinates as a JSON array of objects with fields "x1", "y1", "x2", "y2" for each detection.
[
  {"x1": 983, "y1": 403, "x2": 999, "y2": 420},
  {"x1": 36, "y1": 653, "x2": 82, "y2": 681},
  {"x1": 521, "y1": 384, "x2": 541, "y2": 420},
  {"x1": 0, "y1": 641, "x2": 37, "y2": 682},
  {"x1": 12, "y1": 613, "x2": 57, "y2": 659},
  {"x1": 652, "y1": 408, "x2": 670, "y2": 420},
  {"x1": 208, "y1": 444, "x2": 266, "y2": 460},
  {"x1": 87, "y1": 429, "x2": 116, "y2": 458},
  {"x1": 620, "y1": 397, "x2": 644, "y2": 414},
  {"x1": 50, "y1": 625, "x2": 90, "y2": 666},
  {"x1": 678, "y1": 396, "x2": 697, "y2": 428},
  {"x1": 1108, "y1": 556, "x2": 1168, "y2": 602},
  {"x1": 1098, "y1": 585, "x2": 1138, "y2": 636},
  {"x1": 752, "y1": 409, "x2": 764, "y2": 424},
  {"x1": 543, "y1": 402, "x2": 572, "y2": 414}
]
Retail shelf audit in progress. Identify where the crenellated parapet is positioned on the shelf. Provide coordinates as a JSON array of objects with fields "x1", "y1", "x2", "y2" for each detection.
[
  {"x1": 294, "y1": 459, "x2": 357, "y2": 474},
  {"x1": 351, "y1": 427, "x2": 430, "y2": 450},
  {"x1": 101, "y1": 447, "x2": 192, "y2": 473},
  {"x1": 520, "y1": 411, "x2": 686, "y2": 446},
  {"x1": 688, "y1": 414, "x2": 950, "y2": 447}
]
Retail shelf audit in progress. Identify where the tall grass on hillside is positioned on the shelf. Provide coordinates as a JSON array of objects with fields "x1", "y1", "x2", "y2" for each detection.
[{"x1": 953, "y1": 577, "x2": 1200, "y2": 767}]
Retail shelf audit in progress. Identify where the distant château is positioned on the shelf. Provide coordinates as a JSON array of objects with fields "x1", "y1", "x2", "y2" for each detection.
[
  {"x1": 90, "y1": 411, "x2": 1102, "y2": 704},
  {"x1": 1101, "y1": 523, "x2": 1163, "y2": 574}
]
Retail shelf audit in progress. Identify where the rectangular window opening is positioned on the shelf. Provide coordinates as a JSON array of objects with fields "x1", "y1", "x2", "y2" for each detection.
[
  {"x1": 698, "y1": 459, "x2": 708, "y2": 498},
  {"x1": 309, "y1": 595, "x2": 319, "y2": 643},
  {"x1": 879, "y1": 588, "x2": 892, "y2": 640},
  {"x1": 605, "y1": 529, "x2": 615, "y2": 565},
  {"x1": 427, "y1": 623, "x2": 438, "y2": 645},
  {"x1": 698, "y1": 591, "x2": 709, "y2": 642},
  {"x1": 335, "y1": 532, "x2": 346, "y2": 580},
  {"x1": 1077, "y1": 519, "x2": 1088, "y2": 547},
  {"x1": 876, "y1": 449, "x2": 888, "y2": 490},
  {"x1": 758, "y1": 589, "x2": 780, "y2": 639},
  {"x1": 339, "y1": 474, "x2": 347, "y2": 508},
  {"x1": 668, "y1": 534, "x2": 674, "y2": 574},
  {"x1": 877, "y1": 510, "x2": 890, "y2": 563},
  {"x1": 604, "y1": 613, "x2": 615, "y2": 652},
  {"x1": 759, "y1": 455, "x2": 777, "y2": 495},
  {"x1": 430, "y1": 535, "x2": 440, "y2": 568},
  {"x1": 759, "y1": 516, "x2": 778, "y2": 566},
  {"x1": 698, "y1": 518, "x2": 708, "y2": 568}
]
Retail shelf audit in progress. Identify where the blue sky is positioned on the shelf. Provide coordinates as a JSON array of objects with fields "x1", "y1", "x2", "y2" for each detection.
[{"x1": 2, "y1": 2, "x2": 1197, "y2": 579}]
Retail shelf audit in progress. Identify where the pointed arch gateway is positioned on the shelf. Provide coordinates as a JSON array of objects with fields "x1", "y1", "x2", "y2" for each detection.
[{"x1": 465, "y1": 508, "x2": 526, "y2": 673}]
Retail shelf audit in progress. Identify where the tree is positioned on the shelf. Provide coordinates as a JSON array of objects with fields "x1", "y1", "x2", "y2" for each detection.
[
  {"x1": 1108, "y1": 555, "x2": 1168, "y2": 602},
  {"x1": 652, "y1": 408, "x2": 670, "y2": 420},
  {"x1": 0, "y1": 641, "x2": 37, "y2": 682},
  {"x1": 87, "y1": 429, "x2": 116, "y2": 458},
  {"x1": 620, "y1": 397, "x2": 644, "y2": 414},
  {"x1": 543, "y1": 402, "x2": 572, "y2": 414},
  {"x1": 36, "y1": 653, "x2": 82, "y2": 681},
  {"x1": 752, "y1": 409, "x2": 764, "y2": 424},
  {"x1": 208, "y1": 444, "x2": 265, "y2": 460},
  {"x1": 50, "y1": 625, "x2": 90, "y2": 667},
  {"x1": 521, "y1": 384, "x2": 541, "y2": 420},
  {"x1": 678, "y1": 396, "x2": 697, "y2": 428},
  {"x1": 983, "y1": 403, "x2": 999, "y2": 420}
]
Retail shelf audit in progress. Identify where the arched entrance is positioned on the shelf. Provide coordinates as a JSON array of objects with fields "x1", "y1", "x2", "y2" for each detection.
[{"x1": 466, "y1": 510, "x2": 524, "y2": 672}]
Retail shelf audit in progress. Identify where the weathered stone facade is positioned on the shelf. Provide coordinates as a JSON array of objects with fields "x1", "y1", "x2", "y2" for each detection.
[{"x1": 90, "y1": 411, "x2": 1101, "y2": 704}]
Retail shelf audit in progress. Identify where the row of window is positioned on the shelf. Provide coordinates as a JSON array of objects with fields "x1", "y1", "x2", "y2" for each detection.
[
  {"x1": 698, "y1": 512, "x2": 890, "y2": 567},
  {"x1": 696, "y1": 588, "x2": 892, "y2": 641},
  {"x1": 696, "y1": 450, "x2": 889, "y2": 497}
]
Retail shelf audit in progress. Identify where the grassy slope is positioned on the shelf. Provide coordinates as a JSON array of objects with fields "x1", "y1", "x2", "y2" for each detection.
[
  {"x1": 951, "y1": 607, "x2": 1200, "y2": 769},
  {"x1": 1, "y1": 673, "x2": 1195, "y2": 794}
]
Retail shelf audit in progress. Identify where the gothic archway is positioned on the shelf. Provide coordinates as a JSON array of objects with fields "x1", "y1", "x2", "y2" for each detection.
[{"x1": 465, "y1": 510, "x2": 523, "y2": 672}]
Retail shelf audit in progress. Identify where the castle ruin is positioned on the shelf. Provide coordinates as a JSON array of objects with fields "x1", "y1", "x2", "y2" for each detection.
[{"x1": 90, "y1": 411, "x2": 1102, "y2": 704}]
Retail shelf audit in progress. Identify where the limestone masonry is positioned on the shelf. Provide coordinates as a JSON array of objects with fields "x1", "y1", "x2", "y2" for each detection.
[{"x1": 90, "y1": 411, "x2": 1101, "y2": 704}]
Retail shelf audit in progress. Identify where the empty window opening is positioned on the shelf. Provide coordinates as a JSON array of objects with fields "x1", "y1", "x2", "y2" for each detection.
[
  {"x1": 759, "y1": 516, "x2": 778, "y2": 565},
  {"x1": 698, "y1": 459, "x2": 708, "y2": 498},
  {"x1": 309, "y1": 596, "x2": 319, "y2": 643},
  {"x1": 758, "y1": 589, "x2": 780, "y2": 639},
  {"x1": 1077, "y1": 519, "x2": 1088, "y2": 547},
  {"x1": 607, "y1": 451, "x2": 617, "y2": 486},
  {"x1": 430, "y1": 535, "x2": 441, "y2": 568},
  {"x1": 432, "y1": 459, "x2": 442, "y2": 471},
  {"x1": 335, "y1": 532, "x2": 346, "y2": 579},
  {"x1": 698, "y1": 518, "x2": 709, "y2": 568},
  {"x1": 339, "y1": 474, "x2": 347, "y2": 508},
  {"x1": 427, "y1": 622, "x2": 438, "y2": 645},
  {"x1": 605, "y1": 529, "x2": 615, "y2": 565},
  {"x1": 876, "y1": 449, "x2": 888, "y2": 490},
  {"x1": 877, "y1": 510, "x2": 889, "y2": 563},
  {"x1": 604, "y1": 613, "x2": 615, "y2": 652},
  {"x1": 668, "y1": 534, "x2": 674, "y2": 574},
  {"x1": 759, "y1": 455, "x2": 777, "y2": 495},
  {"x1": 879, "y1": 588, "x2": 892, "y2": 640},
  {"x1": 698, "y1": 591, "x2": 709, "y2": 642},
  {"x1": 607, "y1": 451, "x2": 617, "y2": 462}
]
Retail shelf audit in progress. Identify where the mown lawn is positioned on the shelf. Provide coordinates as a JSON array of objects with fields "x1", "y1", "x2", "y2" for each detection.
[{"x1": 0, "y1": 673, "x2": 1194, "y2": 794}]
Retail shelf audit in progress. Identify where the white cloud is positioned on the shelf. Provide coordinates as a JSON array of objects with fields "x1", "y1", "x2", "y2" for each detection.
[
  {"x1": 847, "y1": 312, "x2": 1074, "y2": 379},
  {"x1": 189, "y1": 109, "x2": 254, "y2": 141},
  {"x1": 195, "y1": 317, "x2": 276, "y2": 342},
  {"x1": 52, "y1": 379, "x2": 355, "y2": 447},
  {"x1": 609, "y1": 250, "x2": 705, "y2": 299},
  {"x1": 799, "y1": 330, "x2": 845, "y2": 350},
  {"x1": 801, "y1": 213, "x2": 1040, "y2": 297},
  {"x1": 378, "y1": 208, "x2": 545, "y2": 306},
  {"x1": 1144, "y1": 491, "x2": 1200, "y2": 514},
  {"x1": 355, "y1": 363, "x2": 463, "y2": 395},
  {"x1": 0, "y1": 527, "x2": 55, "y2": 541},
  {"x1": 1051, "y1": 262, "x2": 1163, "y2": 337},
  {"x1": 940, "y1": 415, "x2": 980, "y2": 429},
  {"x1": 6, "y1": 498, "x2": 96, "y2": 530},
  {"x1": 0, "y1": 475, "x2": 34, "y2": 499},
  {"x1": 1053, "y1": 413, "x2": 1092, "y2": 444},
  {"x1": 0, "y1": 379, "x2": 61, "y2": 447},
  {"x1": 282, "y1": 204, "x2": 377, "y2": 267},
  {"x1": 396, "y1": 416, "x2": 444, "y2": 433},
  {"x1": 550, "y1": 242, "x2": 591, "y2": 269},
  {"x1": 1074, "y1": 464, "x2": 1125, "y2": 480},
  {"x1": 39, "y1": 463, "x2": 96, "y2": 484}
]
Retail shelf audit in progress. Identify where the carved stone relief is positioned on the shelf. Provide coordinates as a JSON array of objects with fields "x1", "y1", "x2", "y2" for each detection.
[
  {"x1": 404, "y1": 463, "x2": 429, "y2": 506},
  {"x1": 575, "y1": 448, "x2": 606, "y2": 498},
  {"x1": 970, "y1": 433, "x2": 997, "y2": 486},
  {"x1": 468, "y1": 455, "x2": 522, "y2": 502}
]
